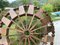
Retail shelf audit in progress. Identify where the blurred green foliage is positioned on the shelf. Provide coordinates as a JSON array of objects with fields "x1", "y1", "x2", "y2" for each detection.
[
  {"x1": 0, "y1": 0, "x2": 9, "y2": 10},
  {"x1": 33, "y1": 0, "x2": 40, "y2": 7},
  {"x1": 42, "y1": 4, "x2": 54, "y2": 12},
  {"x1": 10, "y1": 0, "x2": 41, "y2": 8},
  {"x1": 48, "y1": 0, "x2": 60, "y2": 11}
]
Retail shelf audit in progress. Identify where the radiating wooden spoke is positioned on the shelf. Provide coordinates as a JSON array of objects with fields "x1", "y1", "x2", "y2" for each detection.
[
  {"x1": 28, "y1": 38, "x2": 30, "y2": 45},
  {"x1": 25, "y1": 13, "x2": 28, "y2": 29},
  {"x1": 18, "y1": 35, "x2": 25, "y2": 45},
  {"x1": 11, "y1": 20, "x2": 24, "y2": 31},
  {"x1": 8, "y1": 33, "x2": 24, "y2": 37},
  {"x1": 31, "y1": 25, "x2": 47, "y2": 32},
  {"x1": 30, "y1": 37, "x2": 37, "y2": 45},
  {"x1": 28, "y1": 14, "x2": 35, "y2": 29},
  {"x1": 24, "y1": 38, "x2": 27, "y2": 45},
  {"x1": 8, "y1": 34, "x2": 19, "y2": 36},
  {"x1": 2, "y1": 25, "x2": 24, "y2": 33},
  {"x1": 17, "y1": 30, "x2": 24, "y2": 33},
  {"x1": 17, "y1": 15, "x2": 25, "y2": 30},
  {"x1": 19, "y1": 37, "x2": 24, "y2": 45},
  {"x1": 31, "y1": 33, "x2": 41, "y2": 35},
  {"x1": 30, "y1": 20, "x2": 39, "y2": 31},
  {"x1": 2, "y1": 27, "x2": 16, "y2": 30},
  {"x1": 31, "y1": 35, "x2": 40, "y2": 41}
]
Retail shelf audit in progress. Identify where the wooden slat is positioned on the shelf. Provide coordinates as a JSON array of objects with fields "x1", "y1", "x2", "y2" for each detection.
[
  {"x1": 1, "y1": 17, "x2": 11, "y2": 26},
  {"x1": 0, "y1": 28, "x2": 7, "y2": 36},
  {"x1": 0, "y1": 28, "x2": 2, "y2": 34},
  {"x1": 42, "y1": 35, "x2": 48, "y2": 43},
  {"x1": 9, "y1": 9, "x2": 17, "y2": 19},
  {"x1": 35, "y1": 9, "x2": 49, "y2": 25},
  {"x1": 28, "y1": 5, "x2": 34, "y2": 14},
  {"x1": 47, "y1": 36, "x2": 54, "y2": 42},
  {"x1": 0, "y1": 36, "x2": 8, "y2": 45},
  {"x1": 19, "y1": 5, "x2": 25, "y2": 15},
  {"x1": 47, "y1": 22, "x2": 51, "y2": 27},
  {"x1": 41, "y1": 18, "x2": 49, "y2": 25},
  {"x1": 35, "y1": 9, "x2": 44, "y2": 19}
]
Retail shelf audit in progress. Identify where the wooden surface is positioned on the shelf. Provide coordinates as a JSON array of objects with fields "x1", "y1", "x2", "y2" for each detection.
[
  {"x1": 0, "y1": 36, "x2": 8, "y2": 45},
  {"x1": 9, "y1": 9, "x2": 17, "y2": 19},
  {"x1": 1, "y1": 17, "x2": 11, "y2": 26},
  {"x1": 19, "y1": 6, "x2": 25, "y2": 15}
]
